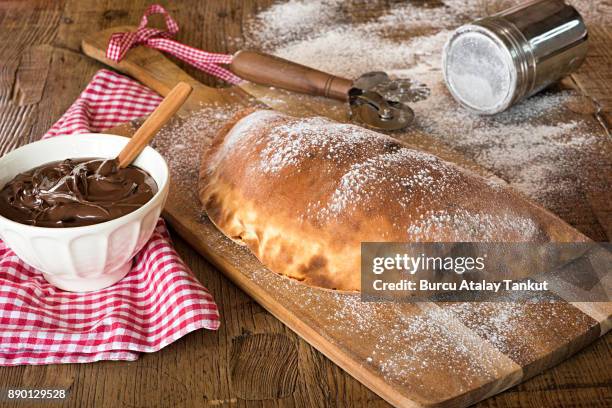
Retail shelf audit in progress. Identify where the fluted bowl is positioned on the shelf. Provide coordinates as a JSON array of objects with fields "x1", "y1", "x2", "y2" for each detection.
[{"x1": 0, "y1": 134, "x2": 169, "y2": 292}]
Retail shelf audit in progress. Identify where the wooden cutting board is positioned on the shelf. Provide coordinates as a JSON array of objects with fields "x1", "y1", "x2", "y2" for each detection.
[{"x1": 82, "y1": 27, "x2": 611, "y2": 408}]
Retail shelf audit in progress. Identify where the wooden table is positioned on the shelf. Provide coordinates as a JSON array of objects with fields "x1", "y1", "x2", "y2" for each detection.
[{"x1": 0, "y1": 1, "x2": 610, "y2": 407}]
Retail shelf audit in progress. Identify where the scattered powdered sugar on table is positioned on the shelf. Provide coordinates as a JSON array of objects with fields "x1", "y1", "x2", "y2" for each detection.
[
  {"x1": 117, "y1": 0, "x2": 607, "y2": 390},
  {"x1": 151, "y1": 103, "x2": 244, "y2": 196},
  {"x1": 242, "y1": 0, "x2": 608, "y2": 213},
  {"x1": 443, "y1": 295, "x2": 594, "y2": 363},
  {"x1": 250, "y1": 265, "x2": 595, "y2": 386},
  {"x1": 245, "y1": 0, "x2": 345, "y2": 50},
  {"x1": 369, "y1": 306, "x2": 491, "y2": 383},
  {"x1": 567, "y1": 0, "x2": 612, "y2": 25},
  {"x1": 244, "y1": 0, "x2": 486, "y2": 77},
  {"x1": 406, "y1": 56, "x2": 603, "y2": 209},
  {"x1": 231, "y1": 0, "x2": 608, "y2": 382},
  {"x1": 249, "y1": 268, "x2": 518, "y2": 387}
]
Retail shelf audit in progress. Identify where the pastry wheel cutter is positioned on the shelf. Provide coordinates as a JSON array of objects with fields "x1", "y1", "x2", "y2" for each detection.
[{"x1": 229, "y1": 50, "x2": 419, "y2": 131}]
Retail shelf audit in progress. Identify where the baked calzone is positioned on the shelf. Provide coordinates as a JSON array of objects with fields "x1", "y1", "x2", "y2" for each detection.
[{"x1": 199, "y1": 109, "x2": 584, "y2": 291}]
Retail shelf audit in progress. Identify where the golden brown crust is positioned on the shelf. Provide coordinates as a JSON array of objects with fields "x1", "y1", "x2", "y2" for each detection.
[{"x1": 199, "y1": 109, "x2": 587, "y2": 291}]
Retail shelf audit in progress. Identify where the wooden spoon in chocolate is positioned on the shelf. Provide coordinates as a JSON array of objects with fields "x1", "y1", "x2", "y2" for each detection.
[{"x1": 117, "y1": 81, "x2": 193, "y2": 168}]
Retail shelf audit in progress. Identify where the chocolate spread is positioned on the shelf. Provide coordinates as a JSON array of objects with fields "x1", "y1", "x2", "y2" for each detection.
[{"x1": 0, "y1": 158, "x2": 158, "y2": 228}]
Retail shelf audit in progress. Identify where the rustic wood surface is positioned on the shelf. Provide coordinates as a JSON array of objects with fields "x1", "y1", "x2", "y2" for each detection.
[{"x1": 0, "y1": 1, "x2": 610, "y2": 407}]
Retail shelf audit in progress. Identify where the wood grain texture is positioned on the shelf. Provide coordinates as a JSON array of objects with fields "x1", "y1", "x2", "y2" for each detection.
[
  {"x1": 0, "y1": 1, "x2": 609, "y2": 407},
  {"x1": 0, "y1": 0, "x2": 62, "y2": 156},
  {"x1": 230, "y1": 332, "x2": 299, "y2": 399}
]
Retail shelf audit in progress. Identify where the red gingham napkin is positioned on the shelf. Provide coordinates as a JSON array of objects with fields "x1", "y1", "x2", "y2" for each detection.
[{"x1": 0, "y1": 69, "x2": 220, "y2": 366}]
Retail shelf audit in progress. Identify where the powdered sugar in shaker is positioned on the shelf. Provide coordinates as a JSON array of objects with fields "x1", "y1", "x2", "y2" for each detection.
[{"x1": 442, "y1": 0, "x2": 588, "y2": 115}]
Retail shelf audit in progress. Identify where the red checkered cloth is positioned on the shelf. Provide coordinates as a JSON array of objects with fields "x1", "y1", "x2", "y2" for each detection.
[
  {"x1": 106, "y1": 4, "x2": 241, "y2": 84},
  {"x1": 0, "y1": 69, "x2": 220, "y2": 366}
]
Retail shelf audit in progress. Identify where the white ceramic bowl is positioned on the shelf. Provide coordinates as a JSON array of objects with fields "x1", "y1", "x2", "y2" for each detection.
[{"x1": 0, "y1": 134, "x2": 169, "y2": 292}]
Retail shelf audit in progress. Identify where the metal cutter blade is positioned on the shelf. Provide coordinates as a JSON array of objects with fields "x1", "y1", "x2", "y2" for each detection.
[
  {"x1": 348, "y1": 89, "x2": 414, "y2": 131},
  {"x1": 347, "y1": 71, "x2": 427, "y2": 131}
]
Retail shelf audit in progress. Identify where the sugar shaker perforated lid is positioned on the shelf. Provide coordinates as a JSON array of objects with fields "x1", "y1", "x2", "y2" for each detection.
[{"x1": 442, "y1": 0, "x2": 588, "y2": 115}]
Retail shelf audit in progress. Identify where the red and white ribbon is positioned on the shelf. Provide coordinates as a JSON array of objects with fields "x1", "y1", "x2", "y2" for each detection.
[{"x1": 106, "y1": 4, "x2": 242, "y2": 84}]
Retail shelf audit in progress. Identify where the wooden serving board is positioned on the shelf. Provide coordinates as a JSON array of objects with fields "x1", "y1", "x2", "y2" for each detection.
[{"x1": 82, "y1": 27, "x2": 611, "y2": 408}]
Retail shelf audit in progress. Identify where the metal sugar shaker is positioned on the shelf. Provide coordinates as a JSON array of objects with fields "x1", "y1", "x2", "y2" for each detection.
[{"x1": 442, "y1": 0, "x2": 588, "y2": 115}]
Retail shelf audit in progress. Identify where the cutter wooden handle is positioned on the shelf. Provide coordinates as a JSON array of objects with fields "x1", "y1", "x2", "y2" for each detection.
[{"x1": 230, "y1": 50, "x2": 353, "y2": 102}]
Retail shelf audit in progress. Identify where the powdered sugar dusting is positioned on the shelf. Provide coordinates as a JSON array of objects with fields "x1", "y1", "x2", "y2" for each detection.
[
  {"x1": 220, "y1": 109, "x2": 279, "y2": 154},
  {"x1": 241, "y1": 0, "x2": 609, "y2": 226},
  {"x1": 219, "y1": 109, "x2": 549, "y2": 241},
  {"x1": 322, "y1": 148, "x2": 448, "y2": 218},
  {"x1": 220, "y1": 109, "x2": 544, "y2": 240},
  {"x1": 232, "y1": 0, "x2": 608, "y2": 386},
  {"x1": 443, "y1": 297, "x2": 594, "y2": 363},
  {"x1": 249, "y1": 267, "x2": 593, "y2": 388},
  {"x1": 257, "y1": 116, "x2": 374, "y2": 173},
  {"x1": 567, "y1": 0, "x2": 612, "y2": 25},
  {"x1": 246, "y1": 0, "x2": 345, "y2": 50},
  {"x1": 249, "y1": 268, "x2": 507, "y2": 387},
  {"x1": 151, "y1": 103, "x2": 244, "y2": 196},
  {"x1": 147, "y1": 0, "x2": 606, "y2": 391},
  {"x1": 406, "y1": 209, "x2": 539, "y2": 241}
]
